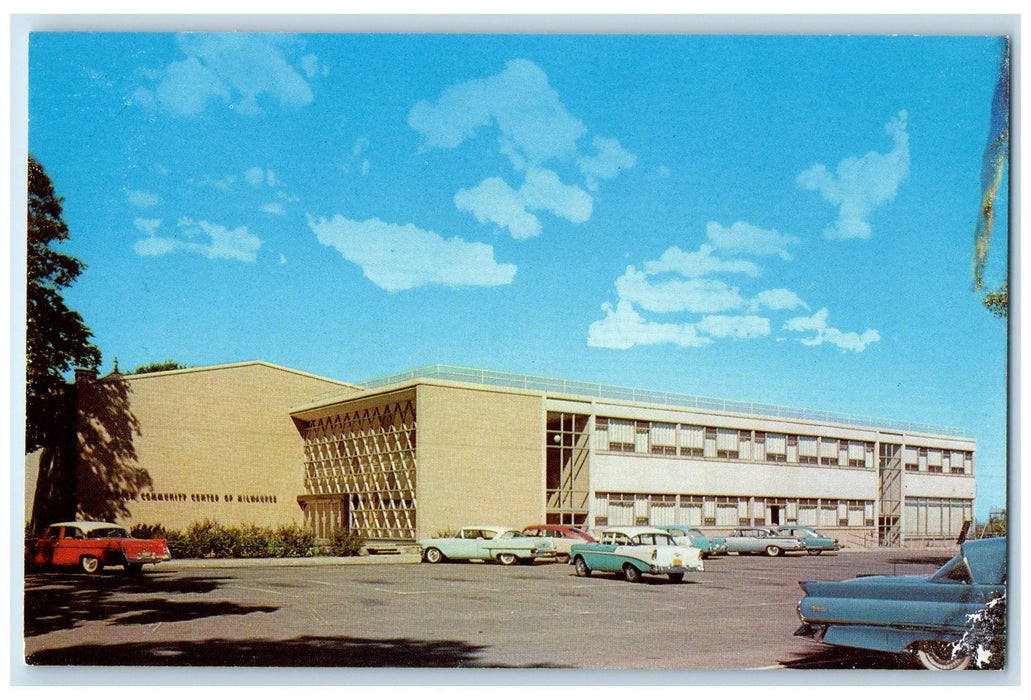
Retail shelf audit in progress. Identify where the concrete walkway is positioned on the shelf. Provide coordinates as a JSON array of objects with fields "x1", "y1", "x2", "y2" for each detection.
[{"x1": 168, "y1": 552, "x2": 421, "y2": 569}]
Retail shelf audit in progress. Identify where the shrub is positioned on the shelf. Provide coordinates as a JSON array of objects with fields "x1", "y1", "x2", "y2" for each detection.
[
  {"x1": 328, "y1": 530, "x2": 365, "y2": 557},
  {"x1": 152, "y1": 520, "x2": 357, "y2": 559}
]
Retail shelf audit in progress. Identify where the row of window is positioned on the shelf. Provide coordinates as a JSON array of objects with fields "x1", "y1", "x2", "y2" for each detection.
[
  {"x1": 594, "y1": 417, "x2": 973, "y2": 474},
  {"x1": 903, "y1": 497, "x2": 974, "y2": 538},
  {"x1": 592, "y1": 492, "x2": 874, "y2": 529}
]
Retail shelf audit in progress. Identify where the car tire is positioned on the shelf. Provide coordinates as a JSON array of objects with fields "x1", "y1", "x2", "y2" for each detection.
[
  {"x1": 623, "y1": 564, "x2": 642, "y2": 583},
  {"x1": 915, "y1": 641, "x2": 972, "y2": 671},
  {"x1": 125, "y1": 563, "x2": 143, "y2": 575},
  {"x1": 557, "y1": 554, "x2": 571, "y2": 564},
  {"x1": 765, "y1": 545, "x2": 782, "y2": 557},
  {"x1": 424, "y1": 547, "x2": 444, "y2": 564},
  {"x1": 498, "y1": 552, "x2": 518, "y2": 566},
  {"x1": 574, "y1": 556, "x2": 591, "y2": 577},
  {"x1": 80, "y1": 555, "x2": 102, "y2": 574},
  {"x1": 807, "y1": 549, "x2": 822, "y2": 556},
  {"x1": 667, "y1": 573, "x2": 684, "y2": 584}
]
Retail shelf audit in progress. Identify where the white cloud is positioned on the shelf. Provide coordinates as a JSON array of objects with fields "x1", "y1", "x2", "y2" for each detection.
[
  {"x1": 134, "y1": 34, "x2": 316, "y2": 116},
  {"x1": 588, "y1": 300, "x2": 711, "y2": 350},
  {"x1": 455, "y1": 177, "x2": 542, "y2": 239},
  {"x1": 133, "y1": 218, "x2": 162, "y2": 236},
  {"x1": 615, "y1": 266, "x2": 747, "y2": 314},
  {"x1": 408, "y1": 58, "x2": 586, "y2": 167},
  {"x1": 783, "y1": 308, "x2": 880, "y2": 352},
  {"x1": 796, "y1": 111, "x2": 910, "y2": 240},
  {"x1": 705, "y1": 221, "x2": 799, "y2": 260},
  {"x1": 454, "y1": 168, "x2": 592, "y2": 239},
  {"x1": 245, "y1": 167, "x2": 278, "y2": 188},
  {"x1": 579, "y1": 136, "x2": 637, "y2": 190},
  {"x1": 749, "y1": 289, "x2": 809, "y2": 312},
  {"x1": 126, "y1": 189, "x2": 160, "y2": 208},
  {"x1": 643, "y1": 244, "x2": 761, "y2": 279},
  {"x1": 134, "y1": 217, "x2": 262, "y2": 262},
  {"x1": 308, "y1": 214, "x2": 517, "y2": 292},
  {"x1": 261, "y1": 202, "x2": 286, "y2": 215}
]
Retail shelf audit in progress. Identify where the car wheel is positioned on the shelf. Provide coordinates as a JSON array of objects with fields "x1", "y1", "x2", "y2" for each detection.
[
  {"x1": 498, "y1": 552, "x2": 518, "y2": 566},
  {"x1": 80, "y1": 555, "x2": 102, "y2": 574},
  {"x1": 557, "y1": 554, "x2": 571, "y2": 564},
  {"x1": 125, "y1": 563, "x2": 144, "y2": 575},
  {"x1": 916, "y1": 641, "x2": 971, "y2": 671},
  {"x1": 574, "y1": 556, "x2": 591, "y2": 577},
  {"x1": 668, "y1": 573, "x2": 684, "y2": 584},
  {"x1": 765, "y1": 545, "x2": 782, "y2": 557},
  {"x1": 623, "y1": 564, "x2": 642, "y2": 583},
  {"x1": 807, "y1": 549, "x2": 822, "y2": 556},
  {"x1": 424, "y1": 547, "x2": 444, "y2": 564}
]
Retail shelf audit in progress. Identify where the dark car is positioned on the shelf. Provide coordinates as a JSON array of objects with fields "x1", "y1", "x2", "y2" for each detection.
[{"x1": 795, "y1": 536, "x2": 1006, "y2": 670}]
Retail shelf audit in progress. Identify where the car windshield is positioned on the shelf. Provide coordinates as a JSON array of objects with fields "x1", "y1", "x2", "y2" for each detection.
[
  {"x1": 498, "y1": 530, "x2": 524, "y2": 539},
  {"x1": 88, "y1": 527, "x2": 130, "y2": 538},
  {"x1": 930, "y1": 553, "x2": 973, "y2": 584}
]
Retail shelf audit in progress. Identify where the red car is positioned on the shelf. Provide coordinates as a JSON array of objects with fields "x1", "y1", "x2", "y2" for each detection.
[
  {"x1": 27, "y1": 521, "x2": 171, "y2": 575},
  {"x1": 521, "y1": 524, "x2": 596, "y2": 562}
]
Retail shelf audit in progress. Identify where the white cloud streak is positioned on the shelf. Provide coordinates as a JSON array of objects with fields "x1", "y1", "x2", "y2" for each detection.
[
  {"x1": 783, "y1": 308, "x2": 881, "y2": 352},
  {"x1": 796, "y1": 111, "x2": 910, "y2": 240},
  {"x1": 308, "y1": 214, "x2": 517, "y2": 292},
  {"x1": 134, "y1": 218, "x2": 262, "y2": 262}
]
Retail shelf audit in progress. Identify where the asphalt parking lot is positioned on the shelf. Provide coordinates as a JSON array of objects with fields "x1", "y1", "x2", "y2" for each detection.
[{"x1": 21, "y1": 548, "x2": 953, "y2": 674}]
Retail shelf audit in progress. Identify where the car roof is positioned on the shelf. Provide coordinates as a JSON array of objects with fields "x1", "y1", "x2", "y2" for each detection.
[
  {"x1": 961, "y1": 536, "x2": 1006, "y2": 584},
  {"x1": 601, "y1": 526, "x2": 672, "y2": 537},
  {"x1": 48, "y1": 521, "x2": 121, "y2": 531}
]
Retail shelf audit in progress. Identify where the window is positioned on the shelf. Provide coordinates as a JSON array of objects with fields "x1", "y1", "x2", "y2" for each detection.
[
  {"x1": 904, "y1": 446, "x2": 919, "y2": 471},
  {"x1": 607, "y1": 419, "x2": 635, "y2": 452},
  {"x1": 739, "y1": 430, "x2": 752, "y2": 460},
  {"x1": 753, "y1": 432, "x2": 767, "y2": 461},
  {"x1": 704, "y1": 427, "x2": 717, "y2": 458},
  {"x1": 849, "y1": 441, "x2": 871, "y2": 468},
  {"x1": 766, "y1": 433, "x2": 787, "y2": 462},
  {"x1": 928, "y1": 449, "x2": 943, "y2": 473},
  {"x1": 649, "y1": 422, "x2": 677, "y2": 455},
  {"x1": 787, "y1": 434, "x2": 800, "y2": 463},
  {"x1": 820, "y1": 438, "x2": 839, "y2": 466},
  {"x1": 716, "y1": 428, "x2": 739, "y2": 458},
  {"x1": 679, "y1": 425, "x2": 704, "y2": 457},
  {"x1": 798, "y1": 435, "x2": 818, "y2": 464}
]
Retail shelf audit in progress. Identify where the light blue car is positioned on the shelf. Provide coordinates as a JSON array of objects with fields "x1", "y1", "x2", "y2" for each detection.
[
  {"x1": 657, "y1": 525, "x2": 728, "y2": 558},
  {"x1": 773, "y1": 526, "x2": 841, "y2": 555},
  {"x1": 418, "y1": 525, "x2": 554, "y2": 566},
  {"x1": 569, "y1": 526, "x2": 703, "y2": 584},
  {"x1": 796, "y1": 536, "x2": 1006, "y2": 670}
]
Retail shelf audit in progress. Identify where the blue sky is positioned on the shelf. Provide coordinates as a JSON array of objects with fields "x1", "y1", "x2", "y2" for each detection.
[{"x1": 25, "y1": 32, "x2": 1009, "y2": 517}]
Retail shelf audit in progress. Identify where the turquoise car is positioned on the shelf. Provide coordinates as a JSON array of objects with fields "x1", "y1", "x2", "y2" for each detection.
[
  {"x1": 773, "y1": 526, "x2": 841, "y2": 555},
  {"x1": 418, "y1": 526, "x2": 554, "y2": 565},
  {"x1": 796, "y1": 536, "x2": 1006, "y2": 670},
  {"x1": 569, "y1": 526, "x2": 703, "y2": 583},
  {"x1": 657, "y1": 525, "x2": 728, "y2": 558}
]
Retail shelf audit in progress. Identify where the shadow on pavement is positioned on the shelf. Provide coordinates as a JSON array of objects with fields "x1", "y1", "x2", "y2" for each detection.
[
  {"x1": 24, "y1": 572, "x2": 262, "y2": 638},
  {"x1": 25, "y1": 635, "x2": 571, "y2": 668},
  {"x1": 779, "y1": 645, "x2": 919, "y2": 670}
]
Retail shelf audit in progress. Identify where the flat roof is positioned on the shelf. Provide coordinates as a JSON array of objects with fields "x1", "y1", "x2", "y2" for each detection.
[{"x1": 355, "y1": 364, "x2": 969, "y2": 438}]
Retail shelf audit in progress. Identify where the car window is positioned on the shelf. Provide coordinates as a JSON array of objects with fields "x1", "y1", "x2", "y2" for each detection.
[
  {"x1": 669, "y1": 529, "x2": 686, "y2": 537},
  {"x1": 65, "y1": 527, "x2": 83, "y2": 539},
  {"x1": 43, "y1": 527, "x2": 60, "y2": 538},
  {"x1": 462, "y1": 530, "x2": 480, "y2": 539},
  {"x1": 931, "y1": 554, "x2": 974, "y2": 584},
  {"x1": 89, "y1": 527, "x2": 130, "y2": 538}
]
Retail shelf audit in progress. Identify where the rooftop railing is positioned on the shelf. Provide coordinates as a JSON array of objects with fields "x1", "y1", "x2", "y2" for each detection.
[{"x1": 358, "y1": 364, "x2": 969, "y2": 438}]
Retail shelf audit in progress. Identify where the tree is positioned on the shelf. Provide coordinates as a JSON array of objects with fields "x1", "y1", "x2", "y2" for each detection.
[
  {"x1": 973, "y1": 38, "x2": 1010, "y2": 318},
  {"x1": 133, "y1": 360, "x2": 189, "y2": 375},
  {"x1": 26, "y1": 155, "x2": 101, "y2": 454}
]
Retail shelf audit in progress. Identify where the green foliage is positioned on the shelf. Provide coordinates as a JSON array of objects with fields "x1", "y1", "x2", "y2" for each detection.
[
  {"x1": 26, "y1": 155, "x2": 101, "y2": 453},
  {"x1": 150, "y1": 520, "x2": 360, "y2": 559},
  {"x1": 133, "y1": 361, "x2": 189, "y2": 375},
  {"x1": 983, "y1": 284, "x2": 1008, "y2": 318}
]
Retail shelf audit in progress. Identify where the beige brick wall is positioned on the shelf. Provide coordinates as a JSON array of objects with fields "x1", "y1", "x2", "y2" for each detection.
[
  {"x1": 415, "y1": 384, "x2": 544, "y2": 539},
  {"x1": 72, "y1": 363, "x2": 355, "y2": 530}
]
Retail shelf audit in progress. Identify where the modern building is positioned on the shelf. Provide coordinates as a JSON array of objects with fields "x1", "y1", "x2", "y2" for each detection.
[
  {"x1": 290, "y1": 366, "x2": 976, "y2": 549},
  {"x1": 26, "y1": 363, "x2": 976, "y2": 548}
]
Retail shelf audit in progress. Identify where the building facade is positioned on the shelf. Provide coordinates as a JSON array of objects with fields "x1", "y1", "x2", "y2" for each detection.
[
  {"x1": 26, "y1": 362, "x2": 976, "y2": 548},
  {"x1": 290, "y1": 366, "x2": 976, "y2": 548}
]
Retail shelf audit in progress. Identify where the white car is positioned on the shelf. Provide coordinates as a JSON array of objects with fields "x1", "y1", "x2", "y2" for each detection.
[{"x1": 569, "y1": 526, "x2": 704, "y2": 583}]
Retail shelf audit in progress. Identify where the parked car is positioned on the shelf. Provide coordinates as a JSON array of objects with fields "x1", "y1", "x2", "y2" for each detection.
[
  {"x1": 773, "y1": 526, "x2": 841, "y2": 555},
  {"x1": 26, "y1": 521, "x2": 171, "y2": 574},
  {"x1": 795, "y1": 536, "x2": 1006, "y2": 670},
  {"x1": 569, "y1": 526, "x2": 703, "y2": 583},
  {"x1": 419, "y1": 526, "x2": 554, "y2": 565},
  {"x1": 521, "y1": 524, "x2": 595, "y2": 562},
  {"x1": 657, "y1": 525, "x2": 728, "y2": 558},
  {"x1": 724, "y1": 527, "x2": 806, "y2": 556}
]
